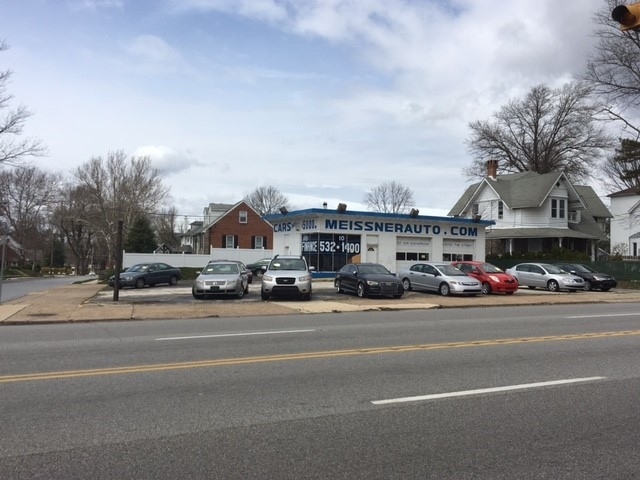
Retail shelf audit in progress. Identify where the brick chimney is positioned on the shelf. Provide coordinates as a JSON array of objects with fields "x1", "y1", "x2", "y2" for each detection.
[{"x1": 486, "y1": 159, "x2": 498, "y2": 179}]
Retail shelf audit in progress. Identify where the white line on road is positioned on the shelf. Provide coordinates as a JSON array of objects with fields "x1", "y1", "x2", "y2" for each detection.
[
  {"x1": 371, "y1": 377, "x2": 606, "y2": 405},
  {"x1": 565, "y1": 313, "x2": 639, "y2": 319},
  {"x1": 155, "y1": 329, "x2": 315, "y2": 341}
]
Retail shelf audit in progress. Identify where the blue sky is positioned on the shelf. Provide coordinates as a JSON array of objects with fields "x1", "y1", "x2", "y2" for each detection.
[{"x1": 2, "y1": 0, "x2": 604, "y2": 221}]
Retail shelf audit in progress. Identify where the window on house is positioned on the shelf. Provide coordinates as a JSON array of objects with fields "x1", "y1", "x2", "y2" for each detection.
[
  {"x1": 225, "y1": 235, "x2": 235, "y2": 248},
  {"x1": 498, "y1": 201, "x2": 503, "y2": 219},
  {"x1": 551, "y1": 199, "x2": 566, "y2": 219},
  {"x1": 239, "y1": 211, "x2": 248, "y2": 223},
  {"x1": 255, "y1": 236, "x2": 264, "y2": 249},
  {"x1": 472, "y1": 203, "x2": 479, "y2": 216}
]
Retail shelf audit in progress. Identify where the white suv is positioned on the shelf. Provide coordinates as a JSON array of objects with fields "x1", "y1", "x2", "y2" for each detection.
[{"x1": 260, "y1": 255, "x2": 314, "y2": 301}]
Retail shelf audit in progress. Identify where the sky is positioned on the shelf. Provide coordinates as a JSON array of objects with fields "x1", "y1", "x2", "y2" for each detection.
[{"x1": 1, "y1": 0, "x2": 607, "y2": 222}]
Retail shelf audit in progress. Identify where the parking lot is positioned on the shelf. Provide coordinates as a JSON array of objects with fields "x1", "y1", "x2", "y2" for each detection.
[{"x1": 93, "y1": 278, "x2": 617, "y2": 306}]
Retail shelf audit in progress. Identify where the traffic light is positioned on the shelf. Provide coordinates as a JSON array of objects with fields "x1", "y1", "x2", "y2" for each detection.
[{"x1": 612, "y1": 3, "x2": 640, "y2": 31}]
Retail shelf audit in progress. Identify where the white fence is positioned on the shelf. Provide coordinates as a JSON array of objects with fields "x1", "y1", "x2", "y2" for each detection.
[{"x1": 122, "y1": 248, "x2": 274, "y2": 269}]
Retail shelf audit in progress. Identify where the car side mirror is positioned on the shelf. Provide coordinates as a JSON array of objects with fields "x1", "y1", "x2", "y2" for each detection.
[
  {"x1": 309, "y1": 266, "x2": 316, "y2": 272},
  {"x1": 261, "y1": 265, "x2": 267, "y2": 271}
]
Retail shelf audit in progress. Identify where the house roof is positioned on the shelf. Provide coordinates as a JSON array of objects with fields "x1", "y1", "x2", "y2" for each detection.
[
  {"x1": 449, "y1": 171, "x2": 586, "y2": 216},
  {"x1": 607, "y1": 186, "x2": 640, "y2": 198},
  {"x1": 573, "y1": 185, "x2": 612, "y2": 218},
  {"x1": 486, "y1": 223, "x2": 605, "y2": 241}
]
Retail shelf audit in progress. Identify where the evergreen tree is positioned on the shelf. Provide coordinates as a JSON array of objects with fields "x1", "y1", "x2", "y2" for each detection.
[{"x1": 124, "y1": 216, "x2": 157, "y2": 253}]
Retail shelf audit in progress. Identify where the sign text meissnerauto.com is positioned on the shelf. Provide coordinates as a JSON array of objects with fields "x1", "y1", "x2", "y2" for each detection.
[{"x1": 272, "y1": 218, "x2": 479, "y2": 237}]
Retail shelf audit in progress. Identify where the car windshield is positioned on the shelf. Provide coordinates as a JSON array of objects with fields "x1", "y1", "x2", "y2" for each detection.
[
  {"x1": 542, "y1": 264, "x2": 564, "y2": 274},
  {"x1": 270, "y1": 259, "x2": 307, "y2": 271},
  {"x1": 202, "y1": 263, "x2": 239, "y2": 275},
  {"x1": 572, "y1": 264, "x2": 596, "y2": 273},
  {"x1": 481, "y1": 263, "x2": 503, "y2": 273},
  {"x1": 127, "y1": 264, "x2": 149, "y2": 272},
  {"x1": 358, "y1": 264, "x2": 391, "y2": 275},
  {"x1": 437, "y1": 265, "x2": 466, "y2": 276}
]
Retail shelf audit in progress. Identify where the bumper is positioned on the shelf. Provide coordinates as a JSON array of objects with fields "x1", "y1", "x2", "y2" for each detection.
[{"x1": 449, "y1": 284, "x2": 482, "y2": 295}]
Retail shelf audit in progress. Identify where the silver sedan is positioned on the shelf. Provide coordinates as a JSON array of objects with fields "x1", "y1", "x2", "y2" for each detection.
[
  {"x1": 399, "y1": 263, "x2": 482, "y2": 296},
  {"x1": 192, "y1": 261, "x2": 249, "y2": 299}
]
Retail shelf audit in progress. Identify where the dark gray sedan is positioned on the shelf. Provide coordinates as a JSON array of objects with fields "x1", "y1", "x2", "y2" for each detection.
[{"x1": 108, "y1": 263, "x2": 182, "y2": 289}]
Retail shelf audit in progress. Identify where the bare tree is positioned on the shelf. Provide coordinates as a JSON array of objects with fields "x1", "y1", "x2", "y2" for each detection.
[
  {"x1": 244, "y1": 186, "x2": 291, "y2": 216},
  {"x1": 464, "y1": 82, "x2": 614, "y2": 182},
  {"x1": 363, "y1": 181, "x2": 415, "y2": 214},
  {"x1": 581, "y1": 0, "x2": 640, "y2": 137},
  {"x1": 73, "y1": 150, "x2": 170, "y2": 266},
  {"x1": 54, "y1": 184, "x2": 96, "y2": 275},
  {"x1": 153, "y1": 206, "x2": 180, "y2": 251},
  {"x1": 0, "y1": 41, "x2": 46, "y2": 166},
  {"x1": 0, "y1": 166, "x2": 61, "y2": 267}
]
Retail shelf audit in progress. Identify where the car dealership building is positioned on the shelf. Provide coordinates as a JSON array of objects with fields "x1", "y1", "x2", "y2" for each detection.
[{"x1": 265, "y1": 207, "x2": 494, "y2": 275}]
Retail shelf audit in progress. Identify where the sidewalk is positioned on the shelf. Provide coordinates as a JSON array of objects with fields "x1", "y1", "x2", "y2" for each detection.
[{"x1": 2, "y1": 280, "x2": 640, "y2": 325}]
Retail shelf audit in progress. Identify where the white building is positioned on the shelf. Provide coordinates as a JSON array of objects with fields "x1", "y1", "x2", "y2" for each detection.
[
  {"x1": 608, "y1": 186, "x2": 640, "y2": 257},
  {"x1": 265, "y1": 206, "x2": 493, "y2": 275}
]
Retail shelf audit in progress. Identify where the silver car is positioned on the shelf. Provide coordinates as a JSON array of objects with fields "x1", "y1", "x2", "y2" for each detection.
[
  {"x1": 260, "y1": 255, "x2": 314, "y2": 301},
  {"x1": 192, "y1": 261, "x2": 249, "y2": 299},
  {"x1": 505, "y1": 263, "x2": 585, "y2": 292},
  {"x1": 399, "y1": 262, "x2": 482, "y2": 296}
]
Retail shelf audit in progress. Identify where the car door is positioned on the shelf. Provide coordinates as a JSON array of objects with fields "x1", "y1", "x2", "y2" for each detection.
[
  {"x1": 529, "y1": 264, "x2": 547, "y2": 288},
  {"x1": 404, "y1": 264, "x2": 426, "y2": 291},
  {"x1": 341, "y1": 264, "x2": 359, "y2": 293},
  {"x1": 420, "y1": 264, "x2": 440, "y2": 292}
]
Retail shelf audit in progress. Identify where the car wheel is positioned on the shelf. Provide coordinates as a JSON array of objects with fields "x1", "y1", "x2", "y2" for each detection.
[
  {"x1": 192, "y1": 288, "x2": 204, "y2": 300},
  {"x1": 547, "y1": 280, "x2": 560, "y2": 292},
  {"x1": 169, "y1": 275, "x2": 178, "y2": 286},
  {"x1": 236, "y1": 288, "x2": 244, "y2": 299},
  {"x1": 356, "y1": 283, "x2": 366, "y2": 298},
  {"x1": 261, "y1": 289, "x2": 269, "y2": 301},
  {"x1": 506, "y1": 291, "x2": 515, "y2": 295},
  {"x1": 584, "y1": 280, "x2": 592, "y2": 291},
  {"x1": 303, "y1": 291, "x2": 312, "y2": 301},
  {"x1": 335, "y1": 279, "x2": 343, "y2": 293},
  {"x1": 135, "y1": 278, "x2": 145, "y2": 289},
  {"x1": 481, "y1": 282, "x2": 492, "y2": 295},
  {"x1": 528, "y1": 286, "x2": 536, "y2": 290},
  {"x1": 601, "y1": 287, "x2": 611, "y2": 292},
  {"x1": 244, "y1": 283, "x2": 249, "y2": 294},
  {"x1": 393, "y1": 293, "x2": 403, "y2": 299},
  {"x1": 439, "y1": 283, "x2": 450, "y2": 296},
  {"x1": 402, "y1": 278, "x2": 412, "y2": 291}
]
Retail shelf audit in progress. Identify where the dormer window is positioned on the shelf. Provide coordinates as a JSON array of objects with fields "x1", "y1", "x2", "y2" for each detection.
[
  {"x1": 551, "y1": 199, "x2": 565, "y2": 219},
  {"x1": 239, "y1": 211, "x2": 248, "y2": 224}
]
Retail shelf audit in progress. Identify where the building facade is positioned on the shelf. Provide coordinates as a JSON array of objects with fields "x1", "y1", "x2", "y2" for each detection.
[
  {"x1": 265, "y1": 207, "x2": 493, "y2": 274},
  {"x1": 448, "y1": 161, "x2": 611, "y2": 259}
]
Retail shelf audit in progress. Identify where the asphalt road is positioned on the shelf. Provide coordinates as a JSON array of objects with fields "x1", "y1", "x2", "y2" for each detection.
[{"x1": 1, "y1": 303, "x2": 639, "y2": 479}]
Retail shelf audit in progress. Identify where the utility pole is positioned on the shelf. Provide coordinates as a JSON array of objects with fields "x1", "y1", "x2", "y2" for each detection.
[{"x1": 113, "y1": 220, "x2": 123, "y2": 301}]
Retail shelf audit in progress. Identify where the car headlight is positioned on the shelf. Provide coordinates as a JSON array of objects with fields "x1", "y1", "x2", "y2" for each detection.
[
  {"x1": 298, "y1": 275, "x2": 311, "y2": 282},
  {"x1": 366, "y1": 280, "x2": 379, "y2": 286},
  {"x1": 195, "y1": 279, "x2": 205, "y2": 286},
  {"x1": 489, "y1": 275, "x2": 500, "y2": 282},
  {"x1": 263, "y1": 275, "x2": 274, "y2": 282},
  {"x1": 123, "y1": 276, "x2": 133, "y2": 281},
  {"x1": 592, "y1": 275, "x2": 606, "y2": 281}
]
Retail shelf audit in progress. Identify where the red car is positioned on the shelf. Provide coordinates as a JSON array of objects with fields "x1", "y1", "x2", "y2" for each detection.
[{"x1": 451, "y1": 261, "x2": 518, "y2": 295}]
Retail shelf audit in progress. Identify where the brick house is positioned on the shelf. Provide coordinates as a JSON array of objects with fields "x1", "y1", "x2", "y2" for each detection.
[{"x1": 181, "y1": 201, "x2": 273, "y2": 254}]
